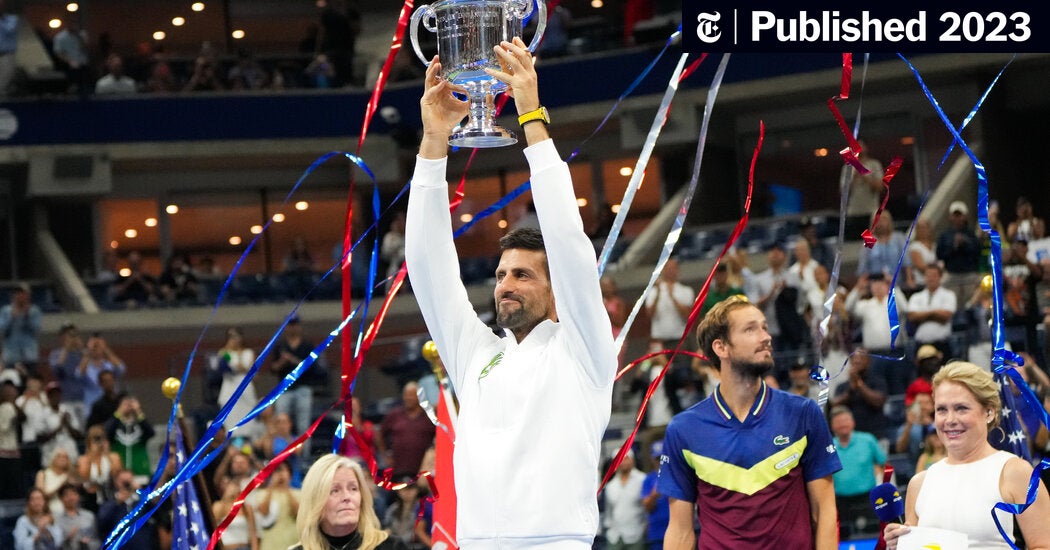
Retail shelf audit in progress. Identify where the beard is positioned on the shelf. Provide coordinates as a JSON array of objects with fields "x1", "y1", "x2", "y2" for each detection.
[
  {"x1": 496, "y1": 299, "x2": 529, "y2": 330},
  {"x1": 731, "y1": 356, "x2": 775, "y2": 378}
]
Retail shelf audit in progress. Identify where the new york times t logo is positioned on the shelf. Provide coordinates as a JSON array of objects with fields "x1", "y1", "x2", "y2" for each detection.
[{"x1": 696, "y1": 11, "x2": 722, "y2": 43}]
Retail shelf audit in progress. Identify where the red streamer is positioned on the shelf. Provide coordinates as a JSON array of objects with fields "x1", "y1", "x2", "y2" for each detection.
[
  {"x1": 826, "y1": 53, "x2": 868, "y2": 174},
  {"x1": 860, "y1": 156, "x2": 904, "y2": 248},
  {"x1": 599, "y1": 121, "x2": 765, "y2": 491}
]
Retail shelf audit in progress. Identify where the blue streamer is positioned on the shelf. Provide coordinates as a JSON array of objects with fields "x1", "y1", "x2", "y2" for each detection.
[{"x1": 937, "y1": 56, "x2": 1015, "y2": 170}]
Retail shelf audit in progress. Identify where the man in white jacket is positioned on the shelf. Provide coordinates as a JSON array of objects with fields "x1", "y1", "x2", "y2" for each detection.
[{"x1": 405, "y1": 37, "x2": 616, "y2": 549}]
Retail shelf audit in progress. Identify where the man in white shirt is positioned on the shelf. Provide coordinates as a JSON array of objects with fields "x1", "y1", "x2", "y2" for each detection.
[
  {"x1": 907, "y1": 264, "x2": 957, "y2": 357},
  {"x1": 602, "y1": 450, "x2": 647, "y2": 549},
  {"x1": 405, "y1": 38, "x2": 615, "y2": 549},
  {"x1": 845, "y1": 273, "x2": 908, "y2": 394}
]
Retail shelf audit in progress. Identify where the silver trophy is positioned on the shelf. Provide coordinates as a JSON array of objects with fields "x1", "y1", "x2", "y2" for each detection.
[{"x1": 411, "y1": 0, "x2": 547, "y2": 148}]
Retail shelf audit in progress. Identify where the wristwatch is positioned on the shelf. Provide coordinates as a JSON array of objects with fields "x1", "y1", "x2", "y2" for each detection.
[{"x1": 518, "y1": 106, "x2": 550, "y2": 127}]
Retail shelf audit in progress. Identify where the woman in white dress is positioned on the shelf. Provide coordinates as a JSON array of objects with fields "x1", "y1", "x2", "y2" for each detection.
[
  {"x1": 216, "y1": 327, "x2": 261, "y2": 439},
  {"x1": 883, "y1": 362, "x2": 1050, "y2": 549}
]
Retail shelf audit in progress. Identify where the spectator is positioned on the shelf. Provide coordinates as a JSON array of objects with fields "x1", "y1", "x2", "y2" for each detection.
[
  {"x1": 213, "y1": 477, "x2": 260, "y2": 550},
  {"x1": 698, "y1": 264, "x2": 742, "y2": 319},
  {"x1": 342, "y1": 396, "x2": 377, "y2": 464},
  {"x1": 907, "y1": 264, "x2": 957, "y2": 361},
  {"x1": 52, "y1": 16, "x2": 91, "y2": 95},
  {"x1": 1, "y1": 375, "x2": 25, "y2": 499},
  {"x1": 831, "y1": 351, "x2": 889, "y2": 439},
  {"x1": 843, "y1": 140, "x2": 885, "y2": 237},
  {"x1": 905, "y1": 218, "x2": 937, "y2": 292},
  {"x1": 183, "y1": 55, "x2": 224, "y2": 92},
  {"x1": 54, "y1": 482, "x2": 100, "y2": 550},
  {"x1": 936, "y1": 200, "x2": 981, "y2": 275},
  {"x1": 856, "y1": 211, "x2": 907, "y2": 278},
  {"x1": 85, "y1": 369, "x2": 124, "y2": 430},
  {"x1": 213, "y1": 442, "x2": 257, "y2": 500},
  {"x1": 303, "y1": 53, "x2": 337, "y2": 88},
  {"x1": 380, "y1": 211, "x2": 407, "y2": 288},
  {"x1": 904, "y1": 345, "x2": 941, "y2": 406},
  {"x1": 1, "y1": 282, "x2": 43, "y2": 379},
  {"x1": 798, "y1": 217, "x2": 834, "y2": 269},
  {"x1": 95, "y1": 53, "x2": 138, "y2": 95},
  {"x1": 104, "y1": 395, "x2": 155, "y2": 481},
  {"x1": 48, "y1": 322, "x2": 87, "y2": 423},
  {"x1": 632, "y1": 340, "x2": 674, "y2": 471},
  {"x1": 640, "y1": 440, "x2": 669, "y2": 550},
  {"x1": 913, "y1": 427, "x2": 945, "y2": 474},
  {"x1": 17, "y1": 374, "x2": 49, "y2": 481},
  {"x1": 111, "y1": 251, "x2": 158, "y2": 307},
  {"x1": 845, "y1": 273, "x2": 907, "y2": 392},
  {"x1": 77, "y1": 424, "x2": 122, "y2": 512},
  {"x1": 283, "y1": 236, "x2": 318, "y2": 298},
  {"x1": 893, "y1": 392, "x2": 934, "y2": 486},
  {"x1": 158, "y1": 253, "x2": 201, "y2": 304},
  {"x1": 537, "y1": 4, "x2": 572, "y2": 57},
  {"x1": 257, "y1": 460, "x2": 300, "y2": 550},
  {"x1": 602, "y1": 449, "x2": 647, "y2": 550},
  {"x1": 228, "y1": 48, "x2": 268, "y2": 90},
  {"x1": 1003, "y1": 237, "x2": 1045, "y2": 361},
  {"x1": 97, "y1": 469, "x2": 163, "y2": 550},
  {"x1": 1007, "y1": 196, "x2": 1046, "y2": 243},
  {"x1": 13, "y1": 487, "x2": 63, "y2": 550},
  {"x1": 0, "y1": 0, "x2": 17, "y2": 97},
  {"x1": 745, "y1": 241, "x2": 806, "y2": 369},
  {"x1": 830, "y1": 406, "x2": 886, "y2": 539},
  {"x1": 788, "y1": 239, "x2": 821, "y2": 296},
  {"x1": 35, "y1": 447, "x2": 74, "y2": 516},
  {"x1": 37, "y1": 383, "x2": 82, "y2": 466},
  {"x1": 377, "y1": 381, "x2": 435, "y2": 479},
  {"x1": 145, "y1": 48, "x2": 176, "y2": 93},
  {"x1": 787, "y1": 358, "x2": 820, "y2": 401},
  {"x1": 601, "y1": 276, "x2": 629, "y2": 342},
  {"x1": 645, "y1": 257, "x2": 695, "y2": 350},
  {"x1": 383, "y1": 478, "x2": 432, "y2": 550},
  {"x1": 215, "y1": 326, "x2": 262, "y2": 438},
  {"x1": 78, "y1": 335, "x2": 126, "y2": 413},
  {"x1": 270, "y1": 315, "x2": 324, "y2": 452},
  {"x1": 318, "y1": 0, "x2": 360, "y2": 85},
  {"x1": 255, "y1": 412, "x2": 304, "y2": 488}
]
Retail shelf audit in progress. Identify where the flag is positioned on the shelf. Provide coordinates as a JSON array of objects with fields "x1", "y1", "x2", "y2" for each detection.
[
  {"x1": 993, "y1": 371, "x2": 1031, "y2": 461},
  {"x1": 172, "y1": 423, "x2": 210, "y2": 550}
]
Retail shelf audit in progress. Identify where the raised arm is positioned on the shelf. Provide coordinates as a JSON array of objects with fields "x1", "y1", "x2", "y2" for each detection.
[
  {"x1": 487, "y1": 37, "x2": 615, "y2": 387},
  {"x1": 406, "y1": 58, "x2": 499, "y2": 388}
]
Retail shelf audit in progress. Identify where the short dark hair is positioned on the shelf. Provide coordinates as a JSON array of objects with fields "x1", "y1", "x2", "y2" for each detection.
[
  {"x1": 499, "y1": 228, "x2": 545, "y2": 252},
  {"x1": 696, "y1": 295, "x2": 755, "y2": 370}
]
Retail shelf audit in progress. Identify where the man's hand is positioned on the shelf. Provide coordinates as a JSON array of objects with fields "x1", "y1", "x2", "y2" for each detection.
[
  {"x1": 485, "y1": 37, "x2": 540, "y2": 115},
  {"x1": 419, "y1": 57, "x2": 469, "y2": 159}
]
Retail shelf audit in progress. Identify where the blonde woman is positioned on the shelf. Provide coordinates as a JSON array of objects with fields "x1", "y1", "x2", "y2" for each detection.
[
  {"x1": 292, "y1": 454, "x2": 407, "y2": 550},
  {"x1": 13, "y1": 487, "x2": 63, "y2": 550},
  {"x1": 884, "y1": 362, "x2": 1050, "y2": 549},
  {"x1": 35, "y1": 447, "x2": 75, "y2": 516}
]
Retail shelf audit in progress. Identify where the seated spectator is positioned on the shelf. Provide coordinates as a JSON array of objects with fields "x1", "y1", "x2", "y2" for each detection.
[
  {"x1": 159, "y1": 253, "x2": 201, "y2": 304},
  {"x1": 383, "y1": 477, "x2": 432, "y2": 550},
  {"x1": 105, "y1": 395, "x2": 154, "y2": 481},
  {"x1": 54, "y1": 482, "x2": 100, "y2": 549},
  {"x1": 183, "y1": 55, "x2": 225, "y2": 92},
  {"x1": 145, "y1": 48, "x2": 177, "y2": 93},
  {"x1": 228, "y1": 48, "x2": 268, "y2": 90},
  {"x1": 77, "y1": 424, "x2": 122, "y2": 512},
  {"x1": 893, "y1": 392, "x2": 934, "y2": 484},
  {"x1": 856, "y1": 212, "x2": 907, "y2": 278},
  {"x1": 13, "y1": 487, "x2": 63, "y2": 549},
  {"x1": 303, "y1": 53, "x2": 337, "y2": 88},
  {"x1": 914, "y1": 427, "x2": 945, "y2": 474},
  {"x1": 787, "y1": 358, "x2": 821, "y2": 401},
  {"x1": 95, "y1": 53, "x2": 138, "y2": 94},
  {"x1": 905, "y1": 345, "x2": 942, "y2": 406},
  {"x1": 830, "y1": 406, "x2": 886, "y2": 539},
  {"x1": 35, "y1": 447, "x2": 74, "y2": 516},
  {"x1": 111, "y1": 251, "x2": 158, "y2": 307}
]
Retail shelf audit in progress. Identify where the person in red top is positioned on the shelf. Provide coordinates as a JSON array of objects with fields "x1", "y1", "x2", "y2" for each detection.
[{"x1": 377, "y1": 381, "x2": 435, "y2": 479}]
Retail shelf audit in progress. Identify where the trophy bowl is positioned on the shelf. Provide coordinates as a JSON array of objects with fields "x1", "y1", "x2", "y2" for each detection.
[{"x1": 411, "y1": 0, "x2": 547, "y2": 148}]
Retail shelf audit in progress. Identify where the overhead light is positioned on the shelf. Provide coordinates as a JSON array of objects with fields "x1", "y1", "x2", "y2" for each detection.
[
  {"x1": 191, "y1": 2, "x2": 205, "y2": 11},
  {"x1": 124, "y1": 229, "x2": 138, "y2": 238},
  {"x1": 900, "y1": 136, "x2": 916, "y2": 145},
  {"x1": 229, "y1": 236, "x2": 242, "y2": 246},
  {"x1": 119, "y1": 268, "x2": 132, "y2": 277},
  {"x1": 144, "y1": 218, "x2": 158, "y2": 227},
  {"x1": 49, "y1": 19, "x2": 62, "y2": 29},
  {"x1": 295, "y1": 201, "x2": 309, "y2": 211},
  {"x1": 460, "y1": 213, "x2": 473, "y2": 223},
  {"x1": 153, "y1": 31, "x2": 166, "y2": 40},
  {"x1": 611, "y1": 204, "x2": 621, "y2": 213},
  {"x1": 591, "y1": 0, "x2": 603, "y2": 7},
  {"x1": 577, "y1": 197, "x2": 588, "y2": 207},
  {"x1": 110, "y1": 240, "x2": 119, "y2": 249},
  {"x1": 172, "y1": 17, "x2": 186, "y2": 26},
  {"x1": 231, "y1": 29, "x2": 245, "y2": 39},
  {"x1": 250, "y1": 225, "x2": 263, "y2": 234},
  {"x1": 66, "y1": 3, "x2": 79, "y2": 12},
  {"x1": 814, "y1": 147, "x2": 829, "y2": 157},
  {"x1": 497, "y1": 219, "x2": 508, "y2": 229},
  {"x1": 272, "y1": 213, "x2": 286, "y2": 222},
  {"x1": 165, "y1": 204, "x2": 179, "y2": 214},
  {"x1": 619, "y1": 166, "x2": 632, "y2": 176}
]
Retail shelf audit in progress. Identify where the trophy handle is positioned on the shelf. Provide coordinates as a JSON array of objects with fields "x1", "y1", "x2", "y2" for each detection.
[
  {"x1": 410, "y1": 4, "x2": 437, "y2": 66},
  {"x1": 523, "y1": 0, "x2": 547, "y2": 53}
]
